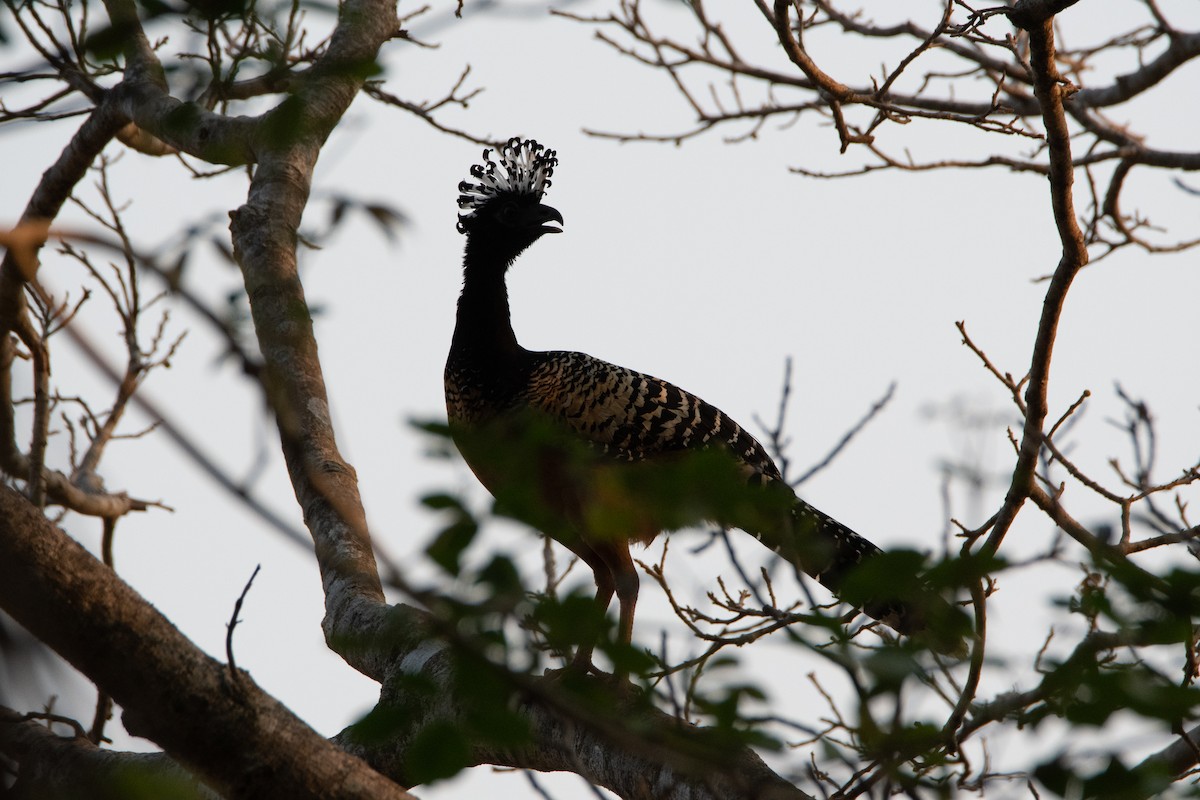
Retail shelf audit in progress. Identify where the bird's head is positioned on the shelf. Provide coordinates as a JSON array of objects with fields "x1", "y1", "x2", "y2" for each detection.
[{"x1": 457, "y1": 138, "x2": 563, "y2": 263}]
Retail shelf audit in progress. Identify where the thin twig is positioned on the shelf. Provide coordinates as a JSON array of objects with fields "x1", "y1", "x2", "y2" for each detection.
[{"x1": 226, "y1": 564, "x2": 262, "y2": 686}]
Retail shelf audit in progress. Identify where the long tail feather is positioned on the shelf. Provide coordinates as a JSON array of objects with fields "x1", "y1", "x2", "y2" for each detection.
[{"x1": 748, "y1": 493, "x2": 969, "y2": 656}]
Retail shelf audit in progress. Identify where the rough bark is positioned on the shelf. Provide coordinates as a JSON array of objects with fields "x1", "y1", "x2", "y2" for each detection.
[
  {"x1": 0, "y1": 485, "x2": 414, "y2": 800},
  {"x1": 0, "y1": 707, "x2": 217, "y2": 800}
]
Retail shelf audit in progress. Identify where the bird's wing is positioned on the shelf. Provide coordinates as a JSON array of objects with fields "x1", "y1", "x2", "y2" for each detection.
[{"x1": 524, "y1": 350, "x2": 783, "y2": 481}]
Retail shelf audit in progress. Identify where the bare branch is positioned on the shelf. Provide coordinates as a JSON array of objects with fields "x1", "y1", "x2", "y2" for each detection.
[
  {"x1": 983, "y1": 8, "x2": 1090, "y2": 557},
  {"x1": 225, "y1": 564, "x2": 261, "y2": 688}
]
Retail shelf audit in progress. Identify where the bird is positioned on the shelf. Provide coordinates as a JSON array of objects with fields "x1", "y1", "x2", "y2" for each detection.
[{"x1": 445, "y1": 138, "x2": 965, "y2": 666}]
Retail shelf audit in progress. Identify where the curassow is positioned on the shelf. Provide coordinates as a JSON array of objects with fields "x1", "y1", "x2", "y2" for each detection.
[{"x1": 445, "y1": 138, "x2": 965, "y2": 664}]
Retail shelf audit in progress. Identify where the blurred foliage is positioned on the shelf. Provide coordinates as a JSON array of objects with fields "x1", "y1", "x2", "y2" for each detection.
[{"x1": 400, "y1": 407, "x2": 1200, "y2": 793}]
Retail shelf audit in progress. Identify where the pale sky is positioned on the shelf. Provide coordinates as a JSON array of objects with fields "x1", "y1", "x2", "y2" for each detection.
[{"x1": 4, "y1": 2, "x2": 1200, "y2": 797}]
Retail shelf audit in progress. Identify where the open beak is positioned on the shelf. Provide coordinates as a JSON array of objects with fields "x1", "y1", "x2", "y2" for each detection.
[{"x1": 535, "y1": 203, "x2": 564, "y2": 234}]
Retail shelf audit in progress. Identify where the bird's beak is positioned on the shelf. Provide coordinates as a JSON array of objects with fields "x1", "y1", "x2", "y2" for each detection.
[{"x1": 535, "y1": 203, "x2": 564, "y2": 234}]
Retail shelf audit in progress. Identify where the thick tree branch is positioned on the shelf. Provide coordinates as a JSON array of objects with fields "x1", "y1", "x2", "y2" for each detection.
[
  {"x1": 770, "y1": 0, "x2": 852, "y2": 101},
  {"x1": 1073, "y1": 30, "x2": 1200, "y2": 108},
  {"x1": 107, "y1": 81, "x2": 259, "y2": 166},
  {"x1": 337, "y1": 637, "x2": 815, "y2": 800},
  {"x1": 96, "y1": 0, "x2": 257, "y2": 164},
  {"x1": 1133, "y1": 720, "x2": 1200, "y2": 795},
  {"x1": 226, "y1": 0, "x2": 402, "y2": 680},
  {"x1": 0, "y1": 485, "x2": 413, "y2": 800},
  {"x1": 0, "y1": 706, "x2": 217, "y2": 799}
]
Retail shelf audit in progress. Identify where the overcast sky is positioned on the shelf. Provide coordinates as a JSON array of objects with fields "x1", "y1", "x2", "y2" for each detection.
[{"x1": 4, "y1": 2, "x2": 1200, "y2": 797}]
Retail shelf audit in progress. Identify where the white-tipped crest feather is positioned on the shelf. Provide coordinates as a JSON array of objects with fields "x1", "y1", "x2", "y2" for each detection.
[{"x1": 457, "y1": 137, "x2": 557, "y2": 233}]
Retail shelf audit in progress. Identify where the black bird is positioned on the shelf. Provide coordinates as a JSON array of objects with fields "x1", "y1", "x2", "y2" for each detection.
[{"x1": 445, "y1": 138, "x2": 964, "y2": 665}]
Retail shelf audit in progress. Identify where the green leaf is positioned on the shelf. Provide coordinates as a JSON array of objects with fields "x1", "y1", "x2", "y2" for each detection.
[
  {"x1": 600, "y1": 637, "x2": 657, "y2": 676},
  {"x1": 349, "y1": 704, "x2": 413, "y2": 744},
  {"x1": 411, "y1": 419, "x2": 453, "y2": 439},
  {"x1": 183, "y1": 0, "x2": 250, "y2": 22},
  {"x1": 1035, "y1": 754, "x2": 1175, "y2": 800},
  {"x1": 477, "y1": 554, "x2": 523, "y2": 600},
  {"x1": 348, "y1": 672, "x2": 438, "y2": 744},
  {"x1": 406, "y1": 721, "x2": 471, "y2": 784},
  {"x1": 83, "y1": 24, "x2": 130, "y2": 61},
  {"x1": 840, "y1": 549, "x2": 928, "y2": 605},
  {"x1": 110, "y1": 763, "x2": 214, "y2": 799},
  {"x1": 364, "y1": 202, "x2": 407, "y2": 242},
  {"x1": 137, "y1": 0, "x2": 177, "y2": 18},
  {"x1": 260, "y1": 94, "x2": 308, "y2": 150},
  {"x1": 862, "y1": 647, "x2": 923, "y2": 688},
  {"x1": 532, "y1": 591, "x2": 607, "y2": 654},
  {"x1": 421, "y1": 492, "x2": 466, "y2": 512},
  {"x1": 1044, "y1": 660, "x2": 1200, "y2": 728},
  {"x1": 858, "y1": 719, "x2": 944, "y2": 760},
  {"x1": 425, "y1": 516, "x2": 478, "y2": 576},
  {"x1": 465, "y1": 703, "x2": 531, "y2": 747}
]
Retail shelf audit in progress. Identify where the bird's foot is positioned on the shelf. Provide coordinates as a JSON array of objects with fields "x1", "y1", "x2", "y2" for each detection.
[{"x1": 542, "y1": 648, "x2": 602, "y2": 681}]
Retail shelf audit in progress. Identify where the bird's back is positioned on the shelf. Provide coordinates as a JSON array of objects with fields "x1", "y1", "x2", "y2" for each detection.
[
  {"x1": 446, "y1": 347, "x2": 793, "y2": 542},
  {"x1": 525, "y1": 350, "x2": 781, "y2": 477}
]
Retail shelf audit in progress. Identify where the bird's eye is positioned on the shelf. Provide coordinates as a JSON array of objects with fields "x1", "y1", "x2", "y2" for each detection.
[{"x1": 494, "y1": 200, "x2": 520, "y2": 225}]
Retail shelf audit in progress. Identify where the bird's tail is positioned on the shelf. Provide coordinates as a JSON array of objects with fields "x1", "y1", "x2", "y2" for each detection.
[{"x1": 746, "y1": 490, "x2": 968, "y2": 656}]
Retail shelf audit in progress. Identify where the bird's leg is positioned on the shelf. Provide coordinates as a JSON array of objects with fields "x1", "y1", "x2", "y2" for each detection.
[
  {"x1": 596, "y1": 544, "x2": 639, "y2": 653},
  {"x1": 567, "y1": 543, "x2": 639, "y2": 676},
  {"x1": 569, "y1": 546, "x2": 614, "y2": 671}
]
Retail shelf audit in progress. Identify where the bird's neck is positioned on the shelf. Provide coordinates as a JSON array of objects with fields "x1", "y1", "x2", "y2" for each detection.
[{"x1": 452, "y1": 247, "x2": 521, "y2": 357}]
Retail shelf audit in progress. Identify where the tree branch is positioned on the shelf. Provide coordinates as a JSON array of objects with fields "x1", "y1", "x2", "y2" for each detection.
[
  {"x1": 0, "y1": 99, "x2": 151, "y2": 518},
  {"x1": 0, "y1": 484, "x2": 414, "y2": 799},
  {"x1": 0, "y1": 706, "x2": 217, "y2": 799},
  {"x1": 1133, "y1": 720, "x2": 1200, "y2": 795},
  {"x1": 983, "y1": 3, "x2": 1090, "y2": 556},
  {"x1": 190, "y1": 0, "x2": 401, "y2": 682}
]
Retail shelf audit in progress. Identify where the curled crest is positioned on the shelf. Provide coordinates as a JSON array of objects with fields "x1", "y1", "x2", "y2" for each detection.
[{"x1": 457, "y1": 137, "x2": 558, "y2": 233}]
